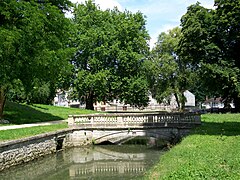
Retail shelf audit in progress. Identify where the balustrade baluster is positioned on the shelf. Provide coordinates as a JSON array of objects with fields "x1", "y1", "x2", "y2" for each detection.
[{"x1": 68, "y1": 113, "x2": 200, "y2": 128}]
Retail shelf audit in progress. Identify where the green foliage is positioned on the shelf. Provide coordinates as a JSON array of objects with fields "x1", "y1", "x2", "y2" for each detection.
[
  {"x1": 121, "y1": 77, "x2": 149, "y2": 108},
  {"x1": 3, "y1": 101, "x2": 95, "y2": 124},
  {"x1": 0, "y1": 123, "x2": 68, "y2": 142},
  {"x1": 149, "y1": 27, "x2": 193, "y2": 110},
  {"x1": 179, "y1": 1, "x2": 240, "y2": 110},
  {"x1": 73, "y1": 70, "x2": 110, "y2": 103},
  {"x1": 0, "y1": 0, "x2": 74, "y2": 116},
  {"x1": 145, "y1": 114, "x2": 240, "y2": 179},
  {"x1": 47, "y1": 0, "x2": 73, "y2": 11},
  {"x1": 6, "y1": 80, "x2": 26, "y2": 103},
  {"x1": 71, "y1": 0, "x2": 150, "y2": 109}
]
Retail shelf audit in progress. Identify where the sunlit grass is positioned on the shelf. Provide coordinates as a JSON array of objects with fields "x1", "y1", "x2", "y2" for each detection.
[
  {"x1": 145, "y1": 113, "x2": 240, "y2": 179},
  {"x1": 0, "y1": 123, "x2": 68, "y2": 142}
]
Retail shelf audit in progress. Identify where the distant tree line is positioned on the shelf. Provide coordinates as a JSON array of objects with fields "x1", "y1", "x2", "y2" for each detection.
[{"x1": 0, "y1": 0, "x2": 239, "y2": 119}]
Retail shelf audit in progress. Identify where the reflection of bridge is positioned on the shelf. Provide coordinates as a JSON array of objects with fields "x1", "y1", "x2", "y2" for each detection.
[
  {"x1": 0, "y1": 146, "x2": 159, "y2": 180},
  {"x1": 69, "y1": 161, "x2": 146, "y2": 178},
  {"x1": 69, "y1": 147, "x2": 146, "y2": 163},
  {"x1": 66, "y1": 113, "x2": 201, "y2": 146},
  {"x1": 66, "y1": 146, "x2": 158, "y2": 178}
]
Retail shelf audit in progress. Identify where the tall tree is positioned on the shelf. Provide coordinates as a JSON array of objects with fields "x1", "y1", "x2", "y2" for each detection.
[
  {"x1": 148, "y1": 27, "x2": 194, "y2": 110},
  {"x1": 214, "y1": 0, "x2": 240, "y2": 110},
  {"x1": 71, "y1": 0, "x2": 150, "y2": 110},
  {"x1": 179, "y1": 1, "x2": 240, "y2": 111},
  {"x1": 0, "y1": 0, "x2": 73, "y2": 119}
]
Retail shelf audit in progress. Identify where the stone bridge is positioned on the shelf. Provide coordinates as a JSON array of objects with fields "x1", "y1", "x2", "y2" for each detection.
[{"x1": 66, "y1": 112, "x2": 201, "y2": 146}]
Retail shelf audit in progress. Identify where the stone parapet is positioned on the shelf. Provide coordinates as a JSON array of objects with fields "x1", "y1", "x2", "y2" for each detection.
[{"x1": 68, "y1": 112, "x2": 201, "y2": 128}]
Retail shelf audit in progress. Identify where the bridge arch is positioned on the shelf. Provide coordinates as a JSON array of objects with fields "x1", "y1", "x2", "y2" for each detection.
[{"x1": 93, "y1": 128, "x2": 180, "y2": 145}]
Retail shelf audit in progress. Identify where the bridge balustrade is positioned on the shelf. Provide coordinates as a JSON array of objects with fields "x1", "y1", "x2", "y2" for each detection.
[{"x1": 68, "y1": 112, "x2": 201, "y2": 128}]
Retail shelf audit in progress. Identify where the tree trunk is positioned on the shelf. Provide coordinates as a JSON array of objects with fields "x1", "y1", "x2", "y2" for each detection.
[
  {"x1": 175, "y1": 92, "x2": 186, "y2": 112},
  {"x1": 233, "y1": 95, "x2": 240, "y2": 113},
  {"x1": 174, "y1": 93, "x2": 180, "y2": 110},
  {"x1": 85, "y1": 93, "x2": 94, "y2": 110},
  {"x1": 180, "y1": 92, "x2": 186, "y2": 111},
  {"x1": 0, "y1": 88, "x2": 6, "y2": 119}
]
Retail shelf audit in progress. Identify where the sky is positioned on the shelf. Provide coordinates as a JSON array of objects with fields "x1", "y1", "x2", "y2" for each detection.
[{"x1": 70, "y1": 0, "x2": 215, "y2": 49}]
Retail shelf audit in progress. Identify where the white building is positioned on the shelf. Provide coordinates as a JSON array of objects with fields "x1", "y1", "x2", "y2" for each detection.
[
  {"x1": 184, "y1": 90, "x2": 196, "y2": 107},
  {"x1": 54, "y1": 91, "x2": 80, "y2": 108},
  {"x1": 202, "y1": 97, "x2": 234, "y2": 109}
]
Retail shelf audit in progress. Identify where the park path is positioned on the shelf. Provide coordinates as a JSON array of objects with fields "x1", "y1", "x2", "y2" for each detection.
[{"x1": 0, "y1": 120, "x2": 67, "y2": 131}]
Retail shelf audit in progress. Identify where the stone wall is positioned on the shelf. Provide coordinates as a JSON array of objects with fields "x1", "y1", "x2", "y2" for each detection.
[
  {"x1": 65, "y1": 130, "x2": 93, "y2": 147},
  {"x1": 0, "y1": 129, "x2": 71, "y2": 171}
]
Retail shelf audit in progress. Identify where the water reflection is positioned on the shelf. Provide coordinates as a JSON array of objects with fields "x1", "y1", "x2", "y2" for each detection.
[{"x1": 0, "y1": 145, "x2": 163, "y2": 180}]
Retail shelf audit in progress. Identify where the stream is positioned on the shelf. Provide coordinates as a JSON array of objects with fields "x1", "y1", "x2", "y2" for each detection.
[{"x1": 0, "y1": 145, "x2": 164, "y2": 180}]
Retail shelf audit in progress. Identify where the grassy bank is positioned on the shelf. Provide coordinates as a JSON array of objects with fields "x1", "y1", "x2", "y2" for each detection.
[
  {"x1": 145, "y1": 113, "x2": 240, "y2": 179},
  {"x1": 0, "y1": 123, "x2": 68, "y2": 142},
  {"x1": 3, "y1": 101, "x2": 96, "y2": 124}
]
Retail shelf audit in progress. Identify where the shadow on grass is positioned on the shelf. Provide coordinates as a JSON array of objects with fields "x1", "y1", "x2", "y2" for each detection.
[
  {"x1": 32, "y1": 104, "x2": 49, "y2": 110},
  {"x1": 3, "y1": 102, "x2": 63, "y2": 125},
  {"x1": 192, "y1": 121, "x2": 240, "y2": 136}
]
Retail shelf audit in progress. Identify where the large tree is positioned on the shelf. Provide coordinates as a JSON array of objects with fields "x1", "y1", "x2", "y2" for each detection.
[
  {"x1": 214, "y1": 0, "x2": 240, "y2": 110},
  {"x1": 179, "y1": 1, "x2": 240, "y2": 111},
  {"x1": 0, "y1": 0, "x2": 73, "y2": 118},
  {"x1": 148, "y1": 27, "x2": 195, "y2": 110},
  {"x1": 71, "y1": 0, "x2": 150, "y2": 110}
]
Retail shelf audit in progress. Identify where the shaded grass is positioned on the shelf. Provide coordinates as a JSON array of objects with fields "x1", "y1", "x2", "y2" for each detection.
[
  {"x1": 145, "y1": 113, "x2": 240, "y2": 179},
  {"x1": 3, "y1": 101, "x2": 96, "y2": 124},
  {"x1": 0, "y1": 123, "x2": 68, "y2": 142}
]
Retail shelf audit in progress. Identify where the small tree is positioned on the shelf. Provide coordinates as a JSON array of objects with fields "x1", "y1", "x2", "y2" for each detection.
[{"x1": 148, "y1": 27, "x2": 194, "y2": 111}]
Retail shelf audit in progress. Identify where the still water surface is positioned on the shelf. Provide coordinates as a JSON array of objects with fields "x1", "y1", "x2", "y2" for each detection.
[{"x1": 0, "y1": 145, "x2": 164, "y2": 180}]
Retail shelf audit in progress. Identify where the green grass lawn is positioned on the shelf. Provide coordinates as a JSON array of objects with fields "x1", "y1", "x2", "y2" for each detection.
[
  {"x1": 3, "y1": 101, "x2": 96, "y2": 124},
  {"x1": 0, "y1": 102, "x2": 97, "y2": 142},
  {"x1": 0, "y1": 123, "x2": 68, "y2": 142},
  {"x1": 145, "y1": 113, "x2": 240, "y2": 179}
]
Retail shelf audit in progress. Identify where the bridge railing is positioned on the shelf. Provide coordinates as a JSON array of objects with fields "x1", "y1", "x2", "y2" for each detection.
[{"x1": 68, "y1": 112, "x2": 201, "y2": 128}]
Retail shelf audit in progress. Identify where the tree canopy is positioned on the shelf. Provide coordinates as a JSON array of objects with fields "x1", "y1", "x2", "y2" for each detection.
[
  {"x1": 1, "y1": 0, "x2": 240, "y2": 117},
  {"x1": 179, "y1": 0, "x2": 240, "y2": 111},
  {"x1": 0, "y1": 0, "x2": 73, "y2": 118},
  {"x1": 70, "y1": 1, "x2": 150, "y2": 110}
]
